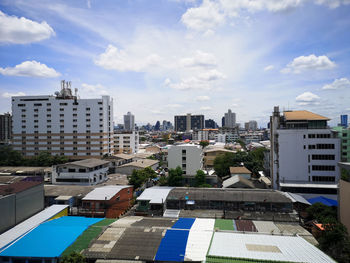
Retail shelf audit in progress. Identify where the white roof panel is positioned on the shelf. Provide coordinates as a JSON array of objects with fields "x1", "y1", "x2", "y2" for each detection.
[
  {"x1": 283, "y1": 192, "x2": 311, "y2": 205},
  {"x1": 253, "y1": 221, "x2": 281, "y2": 234},
  {"x1": 208, "y1": 232, "x2": 335, "y2": 263},
  {"x1": 0, "y1": 205, "x2": 68, "y2": 251},
  {"x1": 136, "y1": 186, "x2": 173, "y2": 204},
  {"x1": 82, "y1": 185, "x2": 131, "y2": 201}
]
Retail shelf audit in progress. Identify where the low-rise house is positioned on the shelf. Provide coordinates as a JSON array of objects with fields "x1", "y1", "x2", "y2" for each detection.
[
  {"x1": 52, "y1": 159, "x2": 110, "y2": 185},
  {"x1": 81, "y1": 185, "x2": 133, "y2": 218},
  {"x1": 222, "y1": 175, "x2": 255, "y2": 189},
  {"x1": 230, "y1": 166, "x2": 252, "y2": 179},
  {"x1": 114, "y1": 159, "x2": 159, "y2": 175},
  {"x1": 204, "y1": 148, "x2": 236, "y2": 168},
  {"x1": 136, "y1": 186, "x2": 173, "y2": 215},
  {"x1": 104, "y1": 153, "x2": 134, "y2": 173}
]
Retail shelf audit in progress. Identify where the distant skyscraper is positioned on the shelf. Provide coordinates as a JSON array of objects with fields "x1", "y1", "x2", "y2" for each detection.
[
  {"x1": 245, "y1": 120, "x2": 258, "y2": 131},
  {"x1": 224, "y1": 109, "x2": 236, "y2": 128},
  {"x1": 0, "y1": 113, "x2": 12, "y2": 143},
  {"x1": 124, "y1": 112, "x2": 135, "y2": 131},
  {"x1": 341, "y1": 115, "x2": 348, "y2": 128},
  {"x1": 205, "y1": 119, "x2": 218, "y2": 129},
  {"x1": 174, "y1": 114, "x2": 204, "y2": 131},
  {"x1": 154, "y1": 121, "x2": 160, "y2": 131},
  {"x1": 221, "y1": 116, "x2": 225, "y2": 127}
]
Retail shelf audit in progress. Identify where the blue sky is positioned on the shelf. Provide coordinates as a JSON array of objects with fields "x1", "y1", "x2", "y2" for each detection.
[{"x1": 1, "y1": 0, "x2": 350, "y2": 127}]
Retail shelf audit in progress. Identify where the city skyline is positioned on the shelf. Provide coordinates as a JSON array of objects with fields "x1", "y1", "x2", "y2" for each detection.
[{"x1": 1, "y1": 1, "x2": 350, "y2": 127}]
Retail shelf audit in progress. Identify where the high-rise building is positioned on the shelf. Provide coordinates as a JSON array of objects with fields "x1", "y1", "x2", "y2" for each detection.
[
  {"x1": 11, "y1": 80, "x2": 114, "y2": 159},
  {"x1": 168, "y1": 144, "x2": 203, "y2": 175},
  {"x1": 124, "y1": 112, "x2": 135, "y2": 131},
  {"x1": 174, "y1": 114, "x2": 204, "y2": 132},
  {"x1": 224, "y1": 109, "x2": 236, "y2": 128},
  {"x1": 0, "y1": 113, "x2": 12, "y2": 144},
  {"x1": 205, "y1": 119, "x2": 218, "y2": 129},
  {"x1": 333, "y1": 126, "x2": 350, "y2": 162},
  {"x1": 114, "y1": 130, "x2": 139, "y2": 154},
  {"x1": 244, "y1": 120, "x2": 258, "y2": 131},
  {"x1": 341, "y1": 115, "x2": 348, "y2": 128},
  {"x1": 270, "y1": 107, "x2": 340, "y2": 196}
]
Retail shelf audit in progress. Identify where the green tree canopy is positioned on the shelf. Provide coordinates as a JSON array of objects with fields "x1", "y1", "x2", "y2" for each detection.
[
  {"x1": 128, "y1": 167, "x2": 157, "y2": 189},
  {"x1": 199, "y1": 140, "x2": 209, "y2": 148},
  {"x1": 306, "y1": 202, "x2": 337, "y2": 222},
  {"x1": 195, "y1": 170, "x2": 206, "y2": 186},
  {"x1": 167, "y1": 166, "x2": 184, "y2": 186},
  {"x1": 60, "y1": 251, "x2": 86, "y2": 263}
]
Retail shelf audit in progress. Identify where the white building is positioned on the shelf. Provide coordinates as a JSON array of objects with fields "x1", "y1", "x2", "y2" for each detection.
[
  {"x1": 114, "y1": 130, "x2": 139, "y2": 154},
  {"x1": 52, "y1": 158, "x2": 110, "y2": 185},
  {"x1": 224, "y1": 109, "x2": 236, "y2": 128},
  {"x1": 124, "y1": 112, "x2": 135, "y2": 131},
  {"x1": 193, "y1": 129, "x2": 218, "y2": 141},
  {"x1": 270, "y1": 107, "x2": 340, "y2": 196},
  {"x1": 168, "y1": 144, "x2": 203, "y2": 175},
  {"x1": 245, "y1": 120, "x2": 258, "y2": 131},
  {"x1": 11, "y1": 81, "x2": 114, "y2": 158}
]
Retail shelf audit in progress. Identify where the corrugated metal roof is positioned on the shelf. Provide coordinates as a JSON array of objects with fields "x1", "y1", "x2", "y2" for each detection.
[
  {"x1": 0, "y1": 204, "x2": 68, "y2": 251},
  {"x1": 253, "y1": 221, "x2": 281, "y2": 234},
  {"x1": 229, "y1": 167, "x2": 251, "y2": 174},
  {"x1": 59, "y1": 158, "x2": 110, "y2": 168},
  {"x1": 83, "y1": 185, "x2": 131, "y2": 201},
  {"x1": 222, "y1": 175, "x2": 255, "y2": 189},
  {"x1": 283, "y1": 192, "x2": 311, "y2": 205},
  {"x1": 184, "y1": 219, "x2": 215, "y2": 261},
  {"x1": 208, "y1": 232, "x2": 336, "y2": 263},
  {"x1": 155, "y1": 229, "x2": 189, "y2": 261},
  {"x1": 136, "y1": 186, "x2": 173, "y2": 204}
]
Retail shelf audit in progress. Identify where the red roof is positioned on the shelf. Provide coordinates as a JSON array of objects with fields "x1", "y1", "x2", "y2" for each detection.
[{"x1": 0, "y1": 181, "x2": 42, "y2": 196}]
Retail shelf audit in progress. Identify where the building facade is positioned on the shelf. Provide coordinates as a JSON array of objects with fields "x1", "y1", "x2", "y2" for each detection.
[
  {"x1": 333, "y1": 126, "x2": 350, "y2": 162},
  {"x1": 123, "y1": 111, "x2": 135, "y2": 131},
  {"x1": 244, "y1": 120, "x2": 258, "y2": 131},
  {"x1": 0, "y1": 113, "x2": 12, "y2": 144},
  {"x1": 174, "y1": 114, "x2": 204, "y2": 132},
  {"x1": 114, "y1": 131, "x2": 139, "y2": 154},
  {"x1": 205, "y1": 119, "x2": 218, "y2": 129},
  {"x1": 11, "y1": 81, "x2": 114, "y2": 158},
  {"x1": 168, "y1": 144, "x2": 203, "y2": 175},
  {"x1": 224, "y1": 109, "x2": 236, "y2": 128},
  {"x1": 270, "y1": 107, "x2": 340, "y2": 195}
]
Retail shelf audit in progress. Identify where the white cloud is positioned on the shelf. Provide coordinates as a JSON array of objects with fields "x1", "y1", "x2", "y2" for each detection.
[
  {"x1": 295, "y1": 91, "x2": 320, "y2": 105},
  {"x1": 0, "y1": 10, "x2": 54, "y2": 44},
  {"x1": 264, "y1": 65, "x2": 274, "y2": 71},
  {"x1": 166, "y1": 104, "x2": 183, "y2": 108},
  {"x1": 180, "y1": 50, "x2": 217, "y2": 68},
  {"x1": 181, "y1": 0, "x2": 225, "y2": 31},
  {"x1": 315, "y1": 0, "x2": 350, "y2": 9},
  {"x1": 94, "y1": 44, "x2": 162, "y2": 72},
  {"x1": 196, "y1": 95, "x2": 210, "y2": 101},
  {"x1": 281, "y1": 54, "x2": 336, "y2": 74},
  {"x1": 198, "y1": 69, "x2": 226, "y2": 81},
  {"x1": 81, "y1": 83, "x2": 108, "y2": 96},
  {"x1": 200, "y1": 106, "x2": 212, "y2": 111},
  {"x1": 168, "y1": 76, "x2": 211, "y2": 90},
  {"x1": 2, "y1": 92, "x2": 26, "y2": 98},
  {"x1": 0, "y1": 61, "x2": 60, "y2": 78},
  {"x1": 322, "y1": 78, "x2": 350, "y2": 90}
]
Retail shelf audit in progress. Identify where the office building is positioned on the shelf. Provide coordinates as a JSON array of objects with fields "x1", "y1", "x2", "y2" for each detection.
[
  {"x1": 205, "y1": 119, "x2": 218, "y2": 129},
  {"x1": 114, "y1": 130, "x2": 139, "y2": 154},
  {"x1": 11, "y1": 80, "x2": 114, "y2": 158},
  {"x1": 340, "y1": 114, "x2": 348, "y2": 128},
  {"x1": 0, "y1": 113, "x2": 12, "y2": 144},
  {"x1": 223, "y1": 109, "x2": 236, "y2": 128},
  {"x1": 270, "y1": 107, "x2": 340, "y2": 196},
  {"x1": 174, "y1": 114, "x2": 204, "y2": 132},
  {"x1": 124, "y1": 112, "x2": 135, "y2": 131},
  {"x1": 168, "y1": 144, "x2": 203, "y2": 175},
  {"x1": 333, "y1": 126, "x2": 350, "y2": 162}
]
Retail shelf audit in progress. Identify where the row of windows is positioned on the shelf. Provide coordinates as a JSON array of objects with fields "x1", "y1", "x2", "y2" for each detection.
[
  {"x1": 312, "y1": 176, "x2": 335, "y2": 182},
  {"x1": 18, "y1": 101, "x2": 103, "y2": 107},
  {"x1": 307, "y1": 134, "x2": 331, "y2": 139},
  {"x1": 311, "y1": 154, "x2": 335, "y2": 160},
  {"x1": 22, "y1": 146, "x2": 105, "y2": 150},
  {"x1": 308, "y1": 144, "x2": 335, "y2": 149},
  {"x1": 312, "y1": 165, "x2": 335, "y2": 171},
  {"x1": 21, "y1": 129, "x2": 105, "y2": 133}
]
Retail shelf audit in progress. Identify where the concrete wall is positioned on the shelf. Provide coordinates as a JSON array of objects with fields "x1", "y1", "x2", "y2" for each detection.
[
  {"x1": 339, "y1": 179, "x2": 350, "y2": 232},
  {"x1": 168, "y1": 145, "x2": 203, "y2": 175}
]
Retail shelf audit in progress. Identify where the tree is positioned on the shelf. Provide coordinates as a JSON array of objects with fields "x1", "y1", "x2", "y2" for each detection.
[
  {"x1": 306, "y1": 202, "x2": 337, "y2": 222},
  {"x1": 341, "y1": 168, "x2": 350, "y2": 182},
  {"x1": 199, "y1": 140, "x2": 209, "y2": 148},
  {"x1": 167, "y1": 166, "x2": 184, "y2": 186},
  {"x1": 213, "y1": 152, "x2": 248, "y2": 178},
  {"x1": 128, "y1": 167, "x2": 157, "y2": 189},
  {"x1": 60, "y1": 251, "x2": 86, "y2": 263},
  {"x1": 195, "y1": 170, "x2": 206, "y2": 186}
]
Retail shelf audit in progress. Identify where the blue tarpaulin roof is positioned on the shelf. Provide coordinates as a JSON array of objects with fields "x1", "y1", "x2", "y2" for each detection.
[
  {"x1": 307, "y1": 196, "x2": 338, "y2": 207},
  {"x1": 0, "y1": 216, "x2": 103, "y2": 258},
  {"x1": 155, "y1": 229, "x2": 189, "y2": 261},
  {"x1": 171, "y1": 218, "x2": 195, "y2": 229}
]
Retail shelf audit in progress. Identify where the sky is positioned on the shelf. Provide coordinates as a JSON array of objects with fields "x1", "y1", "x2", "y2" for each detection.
[{"x1": 0, "y1": 0, "x2": 350, "y2": 128}]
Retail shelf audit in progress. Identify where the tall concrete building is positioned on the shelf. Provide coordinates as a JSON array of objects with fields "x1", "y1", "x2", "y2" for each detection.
[
  {"x1": 224, "y1": 109, "x2": 236, "y2": 128},
  {"x1": 11, "y1": 80, "x2": 114, "y2": 159},
  {"x1": 124, "y1": 112, "x2": 135, "y2": 131},
  {"x1": 168, "y1": 144, "x2": 203, "y2": 175},
  {"x1": 114, "y1": 130, "x2": 139, "y2": 154},
  {"x1": 0, "y1": 113, "x2": 12, "y2": 144},
  {"x1": 174, "y1": 114, "x2": 204, "y2": 132},
  {"x1": 270, "y1": 107, "x2": 340, "y2": 196},
  {"x1": 333, "y1": 126, "x2": 350, "y2": 162},
  {"x1": 244, "y1": 120, "x2": 258, "y2": 131}
]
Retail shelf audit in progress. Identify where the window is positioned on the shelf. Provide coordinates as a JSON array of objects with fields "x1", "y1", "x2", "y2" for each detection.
[
  {"x1": 308, "y1": 145, "x2": 316, "y2": 150},
  {"x1": 99, "y1": 107, "x2": 103, "y2": 110},
  {"x1": 34, "y1": 114, "x2": 38, "y2": 117},
  {"x1": 86, "y1": 107, "x2": 90, "y2": 111},
  {"x1": 47, "y1": 108, "x2": 51, "y2": 112},
  {"x1": 86, "y1": 119, "x2": 91, "y2": 122},
  {"x1": 182, "y1": 149, "x2": 186, "y2": 154},
  {"x1": 47, "y1": 114, "x2": 51, "y2": 117},
  {"x1": 60, "y1": 103, "x2": 68, "y2": 106},
  {"x1": 34, "y1": 120, "x2": 38, "y2": 123},
  {"x1": 86, "y1": 113, "x2": 90, "y2": 116},
  {"x1": 60, "y1": 108, "x2": 64, "y2": 111},
  {"x1": 60, "y1": 119, "x2": 64, "y2": 122},
  {"x1": 312, "y1": 165, "x2": 335, "y2": 171},
  {"x1": 316, "y1": 144, "x2": 335, "y2": 149},
  {"x1": 73, "y1": 108, "x2": 77, "y2": 111},
  {"x1": 34, "y1": 109, "x2": 38, "y2": 112},
  {"x1": 34, "y1": 125, "x2": 38, "y2": 128},
  {"x1": 21, "y1": 125, "x2": 26, "y2": 128},
  {"x1": 73, "y1": 119, "x2": 77, "y2": 122},
  {"x1": 68, "y1": 168, "x2": 75, "y2": 172},
  {"x1": 343, "y1": 146, "x2": 348, "y2": 150},
  {"x1": 18, "y1": 104, "x2": 26, "y2": 107},
  {"x1": 34, "y1": 103, "x2": 42, "y2": 106},
  {"x1": 60, "y1": 114, "x2": 64, "y2": 117},
  {"x1": 312, "y1": 176, "x2": 335, "y2": 182},
  {"x1": 312, "y1": 154, "x2": 335, "y2": 160},
  {"x1": 21, "y1": 114, "x2": 26, "y2": 118},
  {"x1": 73, "y1": 125, "x2": 77, "y2": 128},
  {"x1": 47, "y1": 120, "x2": 51, "y2": 123},
  {"x1": 98, "y1": 102, "x2": 103, "y2": 105},
  {"x1": 73, "y1": 130, "x2": 77, "y2": 133},
  {"x1": 22, "y1": 120, "x2": 26, "y2": 123},
  {"x1": 47, "y1": 103, "x2": 51, "y2": 106},
  {"x1": 73, "y1": 114, "x2": 77, "y2": 117},
  {"x1": 86, "y1": 124, "x2": 91, "y2": 128},
  {"x1": 21, "y1": 109, "x2": 26, "y2": 112},
  {"x1": 60, "y1": 125, "x2": 64, "y2": 128}
]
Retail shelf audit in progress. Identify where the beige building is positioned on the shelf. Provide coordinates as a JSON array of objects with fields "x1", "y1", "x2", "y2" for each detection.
[{"x1": 204, "y1": 148, "x2": 236, "y2": 168}]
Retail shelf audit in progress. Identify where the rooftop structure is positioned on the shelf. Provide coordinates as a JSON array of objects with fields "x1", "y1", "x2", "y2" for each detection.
[{"x1": 82, "y1": 185, "x2": 131, "y2": 201}]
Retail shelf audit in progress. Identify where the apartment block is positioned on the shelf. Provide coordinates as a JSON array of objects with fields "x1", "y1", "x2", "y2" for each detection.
[
  {"x1": 11, "y1": 81, "x2": 114, "y2": 159},
  {"x1": 124, "y1": 111, "x2": 135, "y2": 131},
  {"x1": 114, "y1": 130, "x2": 139, "y2": 154},
  {"x1": 223, "y1": 109, "x2": 236, "y2": 128},
  {"x1": 333, "y1": 126, "x2": 350, "y2": 162},
  {"x1": 270, "y1": 107, "x2": 340, "y2": 196},
  {"x1": 174, "y1": 114, "x2": 204, "y2": 132},
  {"x1": 0, "y1": 113, "x2": 12, "y2": 144},
  {"x1": 168, "y1": 144, "x2": 203, "y2": 175}
]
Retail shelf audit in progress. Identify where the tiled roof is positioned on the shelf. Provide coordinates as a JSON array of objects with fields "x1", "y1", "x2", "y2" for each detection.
[{"x1": 284, "y1": 110, "x2": 329, "y2": 121}]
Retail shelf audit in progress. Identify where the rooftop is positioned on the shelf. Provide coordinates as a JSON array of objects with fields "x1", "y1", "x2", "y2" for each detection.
[
  {"x1": 119, "y1": 159, "x2": 159, "y2": 168},
  {"x1": 0, "y1": 181, "x2": 42, "y2": 196},
  {"x1": 112, "y1": 153, "x2": 134, "y2": 160},
  {"x1": 222, "y1": 175, "x2": 255, "y2": 189},
  {"x1": 284, "y1": 110, "x2": 330, "y2": 121},
  {"x1": 59, "y1": 158, "x2": 110, "y2": 168},
  {"x1": 229, "y1": 166, "x2": 252, "y2": 174},
  {"x1": 0, "y1": 166, "x2": 51, "y2": 175},
  {"x1": 137, "y1": 186, "x2": 174, "y2": 204},
  {"x1": 82, "y1": 185, "x2": 132, "y2": 201}
]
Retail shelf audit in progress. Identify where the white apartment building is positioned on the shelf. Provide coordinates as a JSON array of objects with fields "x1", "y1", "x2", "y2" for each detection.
[
  {"x1": 270, "y1": 107, "x2": 340, "y2": 196},
  {"x1": 168, "y1": 144, "x2": 203, "y2": 175},
  {"x1": 124, "y1": 112, "x2": 135, "y2": 131},
  {"x1": 214, "y1": 133, "x2": 240, "y2": 143},
  {"x1": 52, "y1": 159, "x2": 110, "y2": 185},
  {"x1": 11, "y1": 81, "x2": 114, "y2": 158},
  {"x1": 193, "y1": 129, "x2": 218, "y2": 141},
  {"x1": 114, "y1": 130, "x2": 139, "y2": 154}
]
